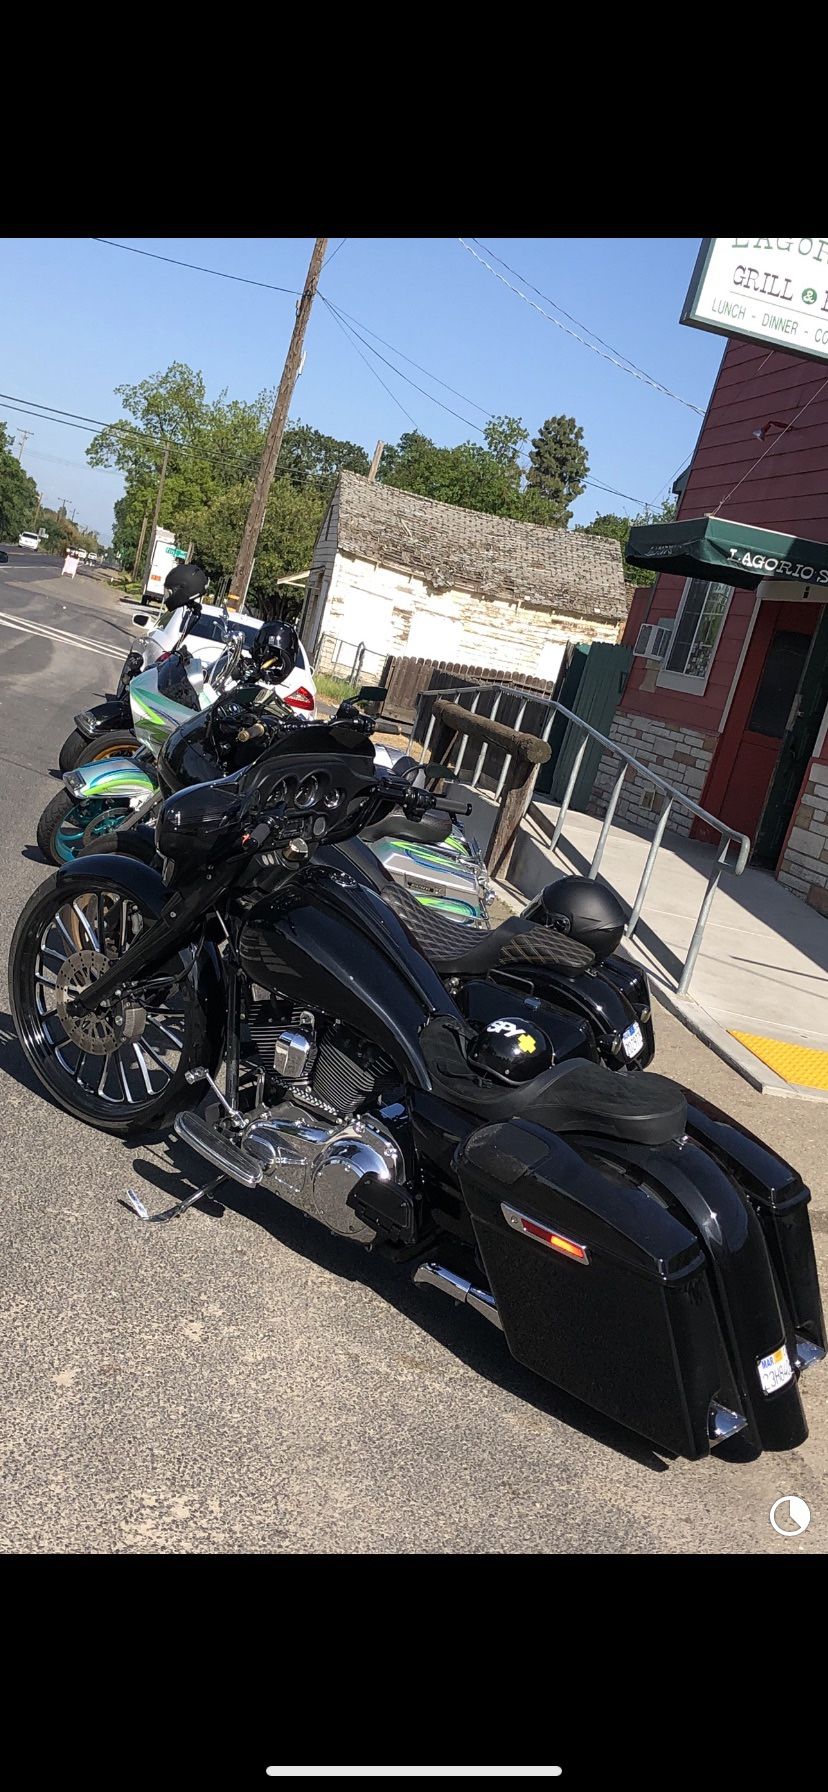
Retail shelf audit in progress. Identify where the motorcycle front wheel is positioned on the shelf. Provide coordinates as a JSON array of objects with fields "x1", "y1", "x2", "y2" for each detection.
[
  {"x1": 9, "y1": 870, "x2": 212, "y2": 1136},
  {"x1": 36, "y1": 790, "x2": 132, "y2": 865}
]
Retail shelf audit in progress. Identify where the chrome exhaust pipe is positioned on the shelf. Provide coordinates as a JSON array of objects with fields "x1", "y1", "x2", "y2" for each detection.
[{"x1": 413, "y1": 1261, "x2": 502, "y2": 1329}]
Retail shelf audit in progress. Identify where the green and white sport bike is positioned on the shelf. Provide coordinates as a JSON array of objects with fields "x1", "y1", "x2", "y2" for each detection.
[{"x1": 36, "y1": 638, "x2": 245, "y2": 865}]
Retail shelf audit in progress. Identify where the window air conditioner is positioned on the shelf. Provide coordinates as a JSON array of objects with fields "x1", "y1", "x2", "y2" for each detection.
[{"x1": 633, "y1": 620, "x2": 674, "y2": 661}]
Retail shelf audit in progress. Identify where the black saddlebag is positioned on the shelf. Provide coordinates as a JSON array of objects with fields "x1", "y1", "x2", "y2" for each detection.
[
  {"x1": 456, "y1": 1116, "x2": 815, "y2": 1459},
  {"x1": 684, "y1": 1096, "x2": 826, "y2": 1367}
]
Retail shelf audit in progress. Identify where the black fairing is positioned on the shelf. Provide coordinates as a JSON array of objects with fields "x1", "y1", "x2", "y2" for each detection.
[
  {"x1": 75, "y1": 698, "x2": 131, "y2": 738},
  {"x1": 156, "y1": 776, "x2": 245, "y2": 872},
  {"x1": 155, "y1": 653, "x2": 200, "y2": 713},
  {"x1": 238, "y1": 871, "x2": 460, "y2": 1089}
]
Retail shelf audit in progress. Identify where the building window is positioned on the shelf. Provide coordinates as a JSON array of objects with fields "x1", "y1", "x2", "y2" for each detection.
[{"x1": 657, "y1": 579, "x2": 732, "y2": 693}]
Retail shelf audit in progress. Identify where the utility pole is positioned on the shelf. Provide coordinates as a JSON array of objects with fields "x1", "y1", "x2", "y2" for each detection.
[
  {"x1": 15, "y1": 429, "x2": 32, "y2": 461},
  {"x1": 34, "y1": 492, "x2": 43, "y2": 525},
  {"x1": 131, "y1": 509, "x2": 149, "y2": 579},
  {"x1": 229, "y1": 236, "x2": 328, "y2": 606},
  {"x1": 367, "y1": 440, "x2": 385, "y2": 482},
  {"x1": 143, "y1": 440, "x2": 171, "y2": 588}
]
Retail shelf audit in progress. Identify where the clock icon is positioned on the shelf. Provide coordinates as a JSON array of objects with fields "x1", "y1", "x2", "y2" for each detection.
[{"x1": 769, "y1": 1496, "x2": 811, "y2": 1536}]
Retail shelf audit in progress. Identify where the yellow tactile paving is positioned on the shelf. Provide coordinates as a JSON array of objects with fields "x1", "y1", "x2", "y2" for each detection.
[{"x1": 728, "y1": 1031, "x2": 828, "y2": 1090}]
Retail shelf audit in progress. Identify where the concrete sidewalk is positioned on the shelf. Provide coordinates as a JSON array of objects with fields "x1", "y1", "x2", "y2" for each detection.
[{"x1": 461, "y1": 787, "x2": 828, "y2": 1100}]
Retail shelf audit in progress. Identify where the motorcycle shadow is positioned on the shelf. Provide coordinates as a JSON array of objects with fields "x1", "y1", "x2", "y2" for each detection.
[{"x1": 132, "y1": 1143, "x2": 682, "y2": 1475}]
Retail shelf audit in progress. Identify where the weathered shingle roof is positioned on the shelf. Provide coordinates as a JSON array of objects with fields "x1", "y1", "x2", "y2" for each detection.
[{"x1": 330, "y1": 470, "x2": 628, "y2": 622}]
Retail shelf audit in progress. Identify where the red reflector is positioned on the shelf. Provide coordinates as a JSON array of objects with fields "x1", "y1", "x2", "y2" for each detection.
[
  {"x1": 502, "y1": 1203, "x2": 589, "y2": 1264},
  {"x1": 155, "y1": 650, "x2": 171, "y2": 665},
  {"x1": 284, "y1": 686, "x2": 315, "y2": 710}
]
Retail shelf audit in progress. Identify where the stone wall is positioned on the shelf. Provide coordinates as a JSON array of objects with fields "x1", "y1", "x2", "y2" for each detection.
[
  {"x1": 590, "y1": 711, "x2": 717, "y2": 837},
  {"x1": 777, "y1": 767, "x2": 828, "y2": 911}
]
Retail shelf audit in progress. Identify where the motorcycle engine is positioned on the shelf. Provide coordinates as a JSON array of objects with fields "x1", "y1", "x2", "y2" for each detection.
[{"x1": 238, "y1": 1000, "x2": 409, "y2": 1244}]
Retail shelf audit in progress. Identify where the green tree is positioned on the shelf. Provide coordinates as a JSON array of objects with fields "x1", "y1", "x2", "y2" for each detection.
[
  {"x1": 526, "y1": 415, "x2": 589, "y2": 525},
  {"x1": 483, "y1": 414, "x2": 529, "y2": 471},
  {"x1": 380, "y1": 413, "x2": 590, "y2": 528},
  {"x1": 584, "y1": 498, "x2": 676, "y2": 585},
  {"x1": 274, "y1": 422, "x2": 370, "y2": 491},
  {"x1": 0, "y1": 424, "x2": 39, "y2": 540},
  {"x1": 181, "y1": 478, "x2": 324, "y2": 618},
  {"x1": 380, "y1": 428, "x2": 528, "y2": 519},
  {"x1": 87, "y1": 364, "x2": 371, "y2": 597},
  {"x1": 38, "y1": 508, "x2": 101, "y2": 558}
]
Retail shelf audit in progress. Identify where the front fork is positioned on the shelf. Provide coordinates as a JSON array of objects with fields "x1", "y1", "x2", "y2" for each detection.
[{"x1": 70, "y1": 873, "x2": 230, "y2": 1018}]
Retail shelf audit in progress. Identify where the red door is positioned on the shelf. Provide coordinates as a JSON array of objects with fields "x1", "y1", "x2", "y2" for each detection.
[{"x1": 698, "y1": 601, "x2": 819, "y2": 845}]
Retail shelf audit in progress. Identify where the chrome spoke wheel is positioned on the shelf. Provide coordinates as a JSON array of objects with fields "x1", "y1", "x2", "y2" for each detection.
[{"x1": 24, "y1": 888, "x2": 188, "y2": 1113}]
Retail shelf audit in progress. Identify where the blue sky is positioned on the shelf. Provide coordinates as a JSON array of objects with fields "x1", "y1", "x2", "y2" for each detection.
[{"x1": 0, "y1": 237, "x2": 724, "y2": 542}]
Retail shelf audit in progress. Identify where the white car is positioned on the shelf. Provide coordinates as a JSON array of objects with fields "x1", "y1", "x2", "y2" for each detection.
[
  {"x1": 18, "y1": 531, "x2": 40, "y2": 550},
  {"x1": 133, "y1": 602, "x2": 317, "y2": 717}
]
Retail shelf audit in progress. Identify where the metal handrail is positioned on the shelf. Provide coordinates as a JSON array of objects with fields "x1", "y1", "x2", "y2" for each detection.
[{"x1": 408, "y1": 680, "x2": 751, "y2": 998}]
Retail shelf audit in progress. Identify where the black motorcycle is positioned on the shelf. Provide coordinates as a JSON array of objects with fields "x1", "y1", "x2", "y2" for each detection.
[
  {"x1": 9, "y1": 698, "x2": 825, "y2": 1461},
  {"x1": 89, "y1": 682, "x2": 658, "y2": 1077}
]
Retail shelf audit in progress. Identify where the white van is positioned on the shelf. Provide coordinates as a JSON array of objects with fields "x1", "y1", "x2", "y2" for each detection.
[{"x1": 18, "y1": 531, "x2": 40, "y2": 551}]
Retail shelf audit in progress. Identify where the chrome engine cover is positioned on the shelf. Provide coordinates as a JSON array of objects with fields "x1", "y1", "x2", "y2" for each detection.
[{"x1": 238, "y1": 1098, "x2": 404, "y2": 1244}]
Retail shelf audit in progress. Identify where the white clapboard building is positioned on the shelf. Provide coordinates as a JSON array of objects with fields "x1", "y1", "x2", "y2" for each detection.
[{"x1": 299, "y1": 471, "x2": 629, "y2": 684}]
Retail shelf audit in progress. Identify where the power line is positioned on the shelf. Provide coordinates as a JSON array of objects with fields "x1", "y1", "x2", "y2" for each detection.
[
  {"x1": 459, "y1": 238, "x2": 706, "y2": 417},
  {"x1": 472, "y1": 236, "x2": 680, "y2": 384},
  {"x1": 321, "y1": 297, "x2": 484, "y2": 433},
  {"x1": 4, "y1": 380, "x2": 648, "y2": 515},
  {"x1": 323, "y1": 238, "x2": 348, "y2": 268},
  {"x1": 325, "y1": 301, "x2": 493, "y2": 418},
  {"x1": 323, "y1": 303, "x2": 421, "y2": 430},
  {"x1": 92, "y1": 237, "x2": 300, "y2": 295},
  {"x1": 584, "y1": 477, "x2": 650, "y2": 507},
  {"x1": 84, "y1": 237, "x2": 662, "y2": 496},
  {"x1": 712, "y1": 376, "x2": 828, "y2": 516}
]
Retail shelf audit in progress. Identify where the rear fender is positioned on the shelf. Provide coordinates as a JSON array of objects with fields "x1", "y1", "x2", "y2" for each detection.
[{"x1": 64, "y1": 759, "x2": 157, "y2": 802}]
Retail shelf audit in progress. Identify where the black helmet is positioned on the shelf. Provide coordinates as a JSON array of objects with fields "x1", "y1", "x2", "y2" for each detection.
[
  {"x1": 162, "y1": 561, "x2": 209, "y2": 611},
  {"x1": 467, "y1": 1015, "x2": 554, "y2": 1084},
  {"x1": 522, "y1": 876, "x2": 625, "y2": 962},
  {"x1": 251, "y1": 620, "x2": 299, "y2": 681}
]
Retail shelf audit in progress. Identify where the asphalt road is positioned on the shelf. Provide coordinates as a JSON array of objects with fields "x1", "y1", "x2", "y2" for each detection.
[{"x1": 1, "y1": 552, "x2": 827, "y2": 1554}]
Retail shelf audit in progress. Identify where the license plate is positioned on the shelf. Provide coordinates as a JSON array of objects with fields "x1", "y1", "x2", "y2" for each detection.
[
  {"x1": 758, "y1": 1344, "x2": 793, "y2": 1396},
  {"x1": 622, "y1": 1021, "x2": 644, "y2": 1060},
  {"x1": 405, "y1": 877, "x2": 441, "y2": 896}
]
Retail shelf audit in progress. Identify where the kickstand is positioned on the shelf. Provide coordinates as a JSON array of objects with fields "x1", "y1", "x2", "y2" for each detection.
[{"x1": 124, "y1": 1173, "x2": 227, "y2": 1225}]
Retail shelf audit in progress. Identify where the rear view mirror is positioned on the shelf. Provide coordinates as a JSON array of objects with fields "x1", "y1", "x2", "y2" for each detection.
[
  {"x1": 356, "y1": 686, "x2": 388, "y2": 705},
  {"x1": 132, "y1": 612, "x2": 151, "y2": 629},
  {"x1": 0, "y1": 549, "x2": 9, "y2": 564}
]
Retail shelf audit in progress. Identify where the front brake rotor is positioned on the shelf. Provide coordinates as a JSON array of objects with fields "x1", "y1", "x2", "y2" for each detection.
[{"x1": 55, "y1": 948, "x2": 146, "y2": 1054}]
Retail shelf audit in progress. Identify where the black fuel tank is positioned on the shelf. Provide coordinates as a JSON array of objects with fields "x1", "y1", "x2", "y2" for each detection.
[{"x1": 238, "y1": 870, "x2": 462, "y2": 1089}]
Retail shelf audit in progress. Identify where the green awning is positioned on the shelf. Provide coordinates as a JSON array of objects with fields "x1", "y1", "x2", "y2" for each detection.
[{"x1": 625, "y1": 515, "x2": 828, "y2": 589}]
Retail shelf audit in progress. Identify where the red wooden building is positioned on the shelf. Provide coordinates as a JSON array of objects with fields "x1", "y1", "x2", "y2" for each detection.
[{"x1": 607, "y1": 336, "x2": 828, "y2": 913}]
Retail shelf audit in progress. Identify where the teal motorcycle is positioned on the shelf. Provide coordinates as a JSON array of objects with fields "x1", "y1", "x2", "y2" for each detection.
[{"x1": 36, "y1": 639, "x2": 242, "y2": 865}]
